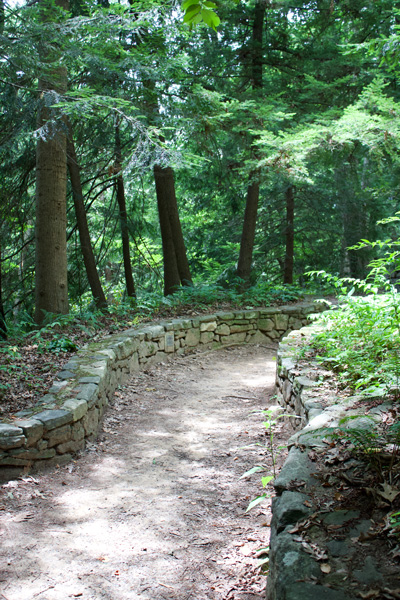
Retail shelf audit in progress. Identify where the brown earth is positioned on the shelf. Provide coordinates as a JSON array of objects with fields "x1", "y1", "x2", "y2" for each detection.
[{"x1": 0, "y1": 344, "x2": 291, "y2": 600}]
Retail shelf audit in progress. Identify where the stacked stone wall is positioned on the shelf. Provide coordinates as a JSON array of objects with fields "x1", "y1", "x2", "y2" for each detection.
[
  {"x1": 0, "y1": 302, "x2": 322, "y2": 482},
  {"x1": 268, "y1": 325, "x2": 391, "y2": 600}
]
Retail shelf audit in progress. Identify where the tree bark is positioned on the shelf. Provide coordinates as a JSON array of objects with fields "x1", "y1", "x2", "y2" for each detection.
[
  {"x1": 154, "y1": 165, "x2": 193, "y2": 287},
  {"x1": 336, "y1": 156, "x2": 368, "y2": 279},
  {"x1": 115, "y1": 123, "x2": 136, "y2": 299},
  {"x1": 236, "y1": 0, "x2": 266, "y2": 286},
  {"x1": 144, "y1": 74, "x2": 192, "y2": 295},
  {"x1": 237, "y1": 177, "x2": 259, "y2": 284},
  {"x1": 153, "y1": 165, "x2": 181, "y2": 296},
  {"x1": 66, "y1": 123, "x2": 107, "y2": 310},
  {"x1": 0, "y1": 242, "x2": 7, "y2": 340},
  {"x1": 34, "y1": 0, "x2": 69, "y2": 325},
  {"x1": 283, "y1": 185, "x2": 294, "y2": 284}
]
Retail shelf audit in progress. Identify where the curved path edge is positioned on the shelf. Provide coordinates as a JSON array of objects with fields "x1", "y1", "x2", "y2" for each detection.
[
  {"x1": 268, "y1": 325, "x2": 393, "y2": 600},
  {"x1": 0, "y1": 302, "x2": 322, "y2": 483}
]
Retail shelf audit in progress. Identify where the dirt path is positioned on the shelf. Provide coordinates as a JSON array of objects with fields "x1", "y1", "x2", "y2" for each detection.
[{"x1": 0, "y1": 345, "x2": 291, "y2": 600}]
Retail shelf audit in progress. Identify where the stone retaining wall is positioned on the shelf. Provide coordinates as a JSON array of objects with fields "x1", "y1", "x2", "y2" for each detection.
[
  {"x1": 0, "y1": 302, "x2": 322, "y2": 483},
  {"x1": 267, "y1": 325, "x2": 391, "y2": 600}
]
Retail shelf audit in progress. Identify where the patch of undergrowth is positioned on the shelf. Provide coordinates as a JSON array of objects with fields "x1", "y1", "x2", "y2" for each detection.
[
  {"x1": 333, "y1": 416, "x2": 400, "y2": 480},
  {"x1": 309, "y1": 291, "x2": 400, "y2": 398},
  {"x1": 307, "y1": 217, "x2": 400, "y2": 399},
  {"x1": 2, "y1": 280, "x2": 308, "y2": 344}
]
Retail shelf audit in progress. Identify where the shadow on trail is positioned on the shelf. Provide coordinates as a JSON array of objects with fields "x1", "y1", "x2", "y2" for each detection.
[{"x1": 0, "y1": 345, "x2": 287, "y2": 600}]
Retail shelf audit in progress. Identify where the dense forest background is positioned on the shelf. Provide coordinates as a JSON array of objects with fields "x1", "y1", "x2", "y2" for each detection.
[{"x1": 1, "y1": 0, "x2": 400, "y2": 335}]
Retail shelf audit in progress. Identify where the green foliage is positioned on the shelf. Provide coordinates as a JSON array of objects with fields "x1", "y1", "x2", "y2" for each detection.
[
  {"x1": 244, "y1": 406, "x2": 299, "y2": 512},
  {"x1": 157, "y1": 281, "x2": 306, "y2": 312},
  {"x1": 45, "y1": 336, "x2": 78, "y2": 354},
  {"x1": 327, "y1": 417, "x2": 400, "y2": 490},
  {"x1": 2, "y1": 0, "x2": 400, "y2": 322},
  {"x1": 307, "y1": 219, "x2": 400, "y2": 398},
  {"x1": 0, "y1": 345, "x2": 23, "y2": 396},
  {"x1": 181, "y1": 0, "x2": 235, "y2": 30}
]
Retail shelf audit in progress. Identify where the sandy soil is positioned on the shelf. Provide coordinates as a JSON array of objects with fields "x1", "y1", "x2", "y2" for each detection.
[{"x1": 0, "y1": 344, "x2": 291, "y2": 600}]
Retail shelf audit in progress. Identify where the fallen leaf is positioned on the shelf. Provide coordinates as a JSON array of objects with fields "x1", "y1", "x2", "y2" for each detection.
[
  {"x1": 358, "y1": 591, "x2": 380, "y2": 599},
  {"x1": 383, "y1": 588, "x2": 400, "y2": 599},
  {"x1": 377, "y1": 483, "x2": 400, "y2": 503},
  {"x1": 320, "y1": 563, "x2": 331, "y2": 573}
]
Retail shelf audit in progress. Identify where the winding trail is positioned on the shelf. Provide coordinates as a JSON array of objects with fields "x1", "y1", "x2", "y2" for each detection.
[{"x1": 0, "y1": 345, "x2": 291, "y2": 600}]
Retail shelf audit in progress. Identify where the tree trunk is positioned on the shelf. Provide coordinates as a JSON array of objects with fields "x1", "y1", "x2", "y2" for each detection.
[
  {"x1": 154, "y1": 165, "x2": 192, "y2": 287},
  {"x1": 153, "y1": 165, "x2": 181, "y2": 296},
  {"x1": 0, "y1": 242, "x2": 7, "y2": 340},
  {"x1": 66, "y1": 123, "x2": 107, "y2": 310},
  {"x1": 143, "y1": 73, "x2": 192, "y2": 294},
  {"x1": 283, "y1": 185, "x2": 294, "y2": 284},
  {"x1": 34, "y1": 0, "x2": 69, "y2": 325},
  {"x1": 0, "y1": 0, "x2": 4, "y2": 35},
  {"x1": 336, "y1": 156, "x2": 368, "y2": 278},
  {"x1": 115, "y1": 123, "x2": 136, "y2": 299},
  {"x1": 237, "y1": 178, "x2": 259, "y2": 285},
  {"x1": 236, "y1": 0, "x2": 266, "y2": 286}
]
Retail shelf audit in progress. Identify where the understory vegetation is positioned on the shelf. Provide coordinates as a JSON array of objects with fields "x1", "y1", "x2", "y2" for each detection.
[
  {"x1": 308, "y1": 218, "x2": 400, "y2": 399},
  {"x1": 303, "y1": 225, "x2": 400, "y2": 505}
]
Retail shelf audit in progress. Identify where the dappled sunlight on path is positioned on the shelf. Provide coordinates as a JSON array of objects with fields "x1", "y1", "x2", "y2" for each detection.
[{"x1": 0, "y1": 345, "x2": 290, "y2": 600}]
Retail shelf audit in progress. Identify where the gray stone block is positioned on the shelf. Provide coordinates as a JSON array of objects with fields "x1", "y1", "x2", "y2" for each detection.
[
  {"x1": 220, "y1": 332, "x2": 246, "y2": 345},
  {"x1": 0, "y1": 424, "x2": 26, "y2": 450},
  {"x1": 63, "y1": 398, "x2": 88, "y2": 421},
  {"x1": 13, "y1": 419, "x2": 44, "y2": 447},
  {"x1": 215, "y1": 324, "x2": 230, "y2": 335},
  {"x1": 35, "y1": 409, "x2": 73, "y2": 431},
  {"x1": 274, "y1": 447, "x2": 318, "y2": 494},
  {"x1": 200, "y1": 321, "x2": 217, "y2": 332},
  {"x1": 185, "y1": 328, "x2": 201, "y2": 347},
  {"x1": 272, "y1": 490, "x2": 313, "y2": 533},
  {"x1": 56, "y1": 439, "x2": 85, "y2": 454},
  {"x1": 76, "y1": 383, "x2": 98, "y2": 408},
  {"x1": 45, "y1": 424, "x2": 72, "y2": 447}
]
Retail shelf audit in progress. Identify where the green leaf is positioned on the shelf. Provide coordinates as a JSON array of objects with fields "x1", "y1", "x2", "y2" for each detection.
[
  {"x1": 181, "y1": 0, "x2": 199, "y2": 9},
  {"x1": 201, "y1": 8, "x2": 220, "y2": 30},
  {"x1": 184, "y1": 2, "x2": 201, "y2": 14},
  {"x1": 240, "y1": 465, "x2": 265, "y2": 479},
  {"x1": 246, "y1": 494, "x2": 267, "y2": 512},
  {"x1": 183, "y1": 5, "x2": 201, "y2": 23},
  {"x1": 257, "y1": 556, "x2": 270, "y2": 568},
  {"x1": 262, "y1": 475, "x2": 274, "y2": 488}
]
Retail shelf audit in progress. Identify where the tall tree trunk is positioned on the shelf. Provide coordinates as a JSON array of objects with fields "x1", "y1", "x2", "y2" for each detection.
[
  {"x1": 34, "y1": 0, "x2": 69, "y2": 325},
  {"x1": 0, "y1": 0, "x2": 4, "y2": 35},
  {"x1": 336, "y1": 156, "x2": 368, "y2": 278},
  {"x1": 66, "y1": 123, "x2": 107, "y2": 310},
  {"x1": 237, "y1": 177, "x2": 259, "y2": 284},
  {"x1": 144, "y1": 75, "x2": 192, "y2": 294},
  {"x1": 115, "y1": 123, "x2": 136, "y2": 299},
  {"x1": 0, "y1": 242, "x2": 7, "y2": 340},
  {"x1": 236, "y1": 0, "x2": 266, "y2": 286},
  {"x1": 154, "y1": 165, "x2": 181, "y2": 296},
  {"x1": 283, "y1": 185, "x2": 294, "y2": 284},
  {"x1": 154, "y1": 165, "x2": 193, "y2": 287}
]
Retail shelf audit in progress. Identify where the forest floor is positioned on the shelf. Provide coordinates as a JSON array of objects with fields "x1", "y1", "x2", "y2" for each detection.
[{"x1": 0, "y1": 344, "x2": 289, "y2": 600}]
